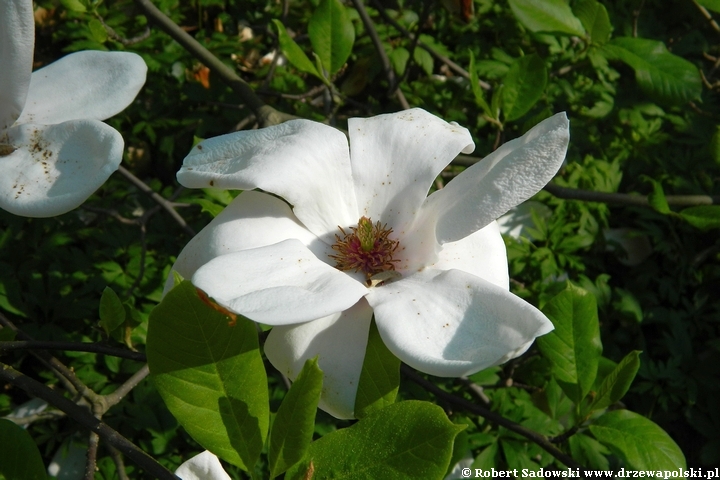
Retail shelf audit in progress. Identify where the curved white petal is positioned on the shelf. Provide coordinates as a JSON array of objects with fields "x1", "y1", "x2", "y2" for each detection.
[
  {"x1": 0, "y1": 0, "x2": 34, "y2": 130},
  {"x1": 192, "y1": 239, "x2": 368, "y2": 324},
  {"x1": 265, "y1": 300, "x2": 373, "y2": 420},
  {"x1": 431, "y1": 220, "x2": 509, "y2": 290},
  {"x1": 0, "y1": 120, "x2": 122, "y2": 217},
  {"x1": 418, "y1": 113, "x2": 569, "y2": 244},
  {"x1": 165, "y1": 191, "x2": 331, "y2": 294},
  {"x1": 366, "y1": 269, "x2": 553, "y2": 377},
  {"x1": 16, "y1": 51, "x2": 147, "y2": 125},
  {"x1": 348, "y1": 108, "x2": 474, "y2": 236},
  {"x1": 178, "y1": 120, "x2": 359, "y2": 242},
  {"x1": 175, "y1": 451, "x2": 231, "y2": 480}
]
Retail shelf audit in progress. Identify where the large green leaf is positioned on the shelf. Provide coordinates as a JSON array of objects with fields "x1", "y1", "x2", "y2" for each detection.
[
  {"x1": 354, "y1": 318, "x2": 400, "y2": 419},
  {"x1": 589, "y1": 410, "x2": 686, "y2": 470},
  {"x1": 573, "y1": 0, "x2": 612, "y2": 44},
  {"x1": 537, "y1": 283, "x2": 602, "y2": 403},
  {"x1": 508, "y1": 0, "x2": 585, "y2": 36},
  {"x1": 0, "y1": 419, "x2": 46, "y2": 480},
  {"x1": 501, "y1": 54, "x2": 548, "y2": 122},
  {"x1": 285, "y1": 401, "x2": 464, "y2": 479},
  {"x1": 147, "y1": 281, "x2": 269, "y2": 471},
  {"x1": 679, "y1": 206, "x2": 720, "y2": 230},
  {"x1": 308, "y1": 0, "x2": 355, "y2": 75},
  {"x1": 272, "y1": 20, "x2": 321, "y2": 78},
  {"x1": 602, "y1": 37, "x2": 702, "y2": 104},
  {"x1": 269, "y1": 357, "x2": 323, "y2": 479},
  {"x1": 588, "y1": 350, "x2": 641, "y2": 412}
]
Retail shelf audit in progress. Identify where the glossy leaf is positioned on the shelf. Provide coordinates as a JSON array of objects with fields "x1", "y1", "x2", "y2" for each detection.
[
  {"x1": 285, "y1": 401, "x2": 464, "y2": 479},
  {"x1": 0, "y1": 419, "x2": 46, "y2": 480},
  {"x1": 354, "y1": 318, "x2": 400, "y2": 419},
  {"x1": 603, "y1": 37, "x2": 702, "y2": 104},
  {"x1": 574, "y1": 0, "x2": 612, "y2": 44},
  {"x1": 501, "y1": 54, "x2": 548, "y2": 122},
  {"x1": 589, "y1": 410, "x2": 686, "y2": 470},
  {"x1": 273, "y1": 20, "x2": 320, "y2": 78},
  {"x1": 99, "y1": 286, "x2": 126, "y2": 336},
  {"x1": 508, "y1": 0, "x2": 585, "y2": 36},
  {"x1": 589, "y1": 350, "x2": 641, "y2": 411},
  {"x1": 308, "y1": 0, "x2": 355, "y2": 75},
  {"x1": 147, "y1": 281, "x2": 269, "y2": 471},
  {"x1": 269, "y1": 357, "x2": 323, "y2": 479},
  {"x1": 537, "y1": 283, "x2": 602, "y2": 403},
  {"x1": 679, "y1": 206, "x2": 720, "y2": 230}
]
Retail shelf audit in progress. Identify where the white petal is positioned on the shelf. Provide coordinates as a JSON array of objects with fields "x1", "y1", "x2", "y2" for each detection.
[
  {"x1": 192, "y1": 239, "x2": 368, "y2": 324},
  {"x1": 0, "y1": 0, "x2": 33, "y2": 130},
  {"x1": 265, "y1": 300, "x2": 373, "y2": 420},
  {"x1": 178, "y1": 120, "x2": 358, "y2": 242},
  {"x1": 16, "y1": 51, "x2": 147, "y2": 125},
  {"x1": 366, "y1": 269, "x2": 553, "y2": 377},
  {"x1": 165, "y1": 191, "x2": 331, "y2": 294},
  {"x1": 348, "y1": 108, "x2": 474, "y2": 235},
  {"x1": 175, "y1": 451, "x2": 231, "y2": 480},
  {"x1": 430, "y1": 221, "x2": 509, "y2": 290},
  {"x1": 0, "y1": 120, "x2": 122, "y2": 217},
  {"x1": 419, "y1": 113, "x2": 569, "y2": 244}
]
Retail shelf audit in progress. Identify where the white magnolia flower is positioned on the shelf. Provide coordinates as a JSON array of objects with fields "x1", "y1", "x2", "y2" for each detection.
[
  {"x1": 168, "y1": 109, "x2": 569, "y2": 419},
  {"x1": 175, "y1": 451, "x2": 231, "y2": 480},
  {"x1": 0, "y1": 0, "x2": 147, "y2": 217}
]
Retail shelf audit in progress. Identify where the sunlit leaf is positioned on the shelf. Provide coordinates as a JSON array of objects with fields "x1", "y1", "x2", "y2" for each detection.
[
  {"x1": 588, "y1": 350, "x2": 641, "y2": 411},
  {"x1": 508, "y1": 0, "x2": 585, "y2": 36},
  {"x1": 272, "y1": 20, "x2": 321, "y2": 78},
  {"x1": 501, "y1": 54, "x2": 547, "y2": 122},
  {"x1": 309, "y1": 0, "x2": 355, "y2": 75},
  {"x1": 573, "y1": 0, "x2": 612, "y2": 44}
]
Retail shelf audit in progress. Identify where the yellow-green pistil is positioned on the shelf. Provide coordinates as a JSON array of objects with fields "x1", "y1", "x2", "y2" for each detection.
[{"x1": 330, "y1": 216, "x2": 399, "y2": 279}]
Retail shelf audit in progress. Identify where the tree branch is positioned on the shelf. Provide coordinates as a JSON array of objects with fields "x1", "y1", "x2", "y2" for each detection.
[
  {"x1": 401, "y1": 365, "x2": 589, "y2": 475},
  {"x1": 132, "y1": 0, "x2": 294, "y2": 127},
  {"x1": 543, "y1": 183, "x2": 720, "y2": 207},
  {"x1": 0, "y1": 362, "x2": 178, "y2": 479},
  {"x1": 0, "y1": 340, "x2": 146, "y2": 362}
]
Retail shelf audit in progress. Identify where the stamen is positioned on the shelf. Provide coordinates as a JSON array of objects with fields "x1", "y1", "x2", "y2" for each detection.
[{"x1": 330, "y1": 216, "x2": 400, "y2": 280}]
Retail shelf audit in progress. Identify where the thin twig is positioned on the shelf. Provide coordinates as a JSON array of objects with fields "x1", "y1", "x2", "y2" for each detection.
[
  {"x1": 0, "y1": 362, "x2": 179, "y2": 480},
  {"x1": 117, "y1": 166, "x2": 196, "y2": 237},
  {"x1": 133, "y1": 0, "x2": 294, "y2": 127},
  {"x1": 401, "y1": 365, "x2": 588, "y2": 475},
  {"x1": 109, "y1": 445, "x2": 131, "y2": 480},
  {"x1": 102, "y1": 364, "x2": 150, "y2": 412},
  {"x1": 544, "y1": 184, "x2": 720, "y2": 207},
  {"x1": 0, "y1": 340, "x2": 147, "y2": 362},
  {"x1": 691, "y1": 0, "x2": 720, "y2": 34}
]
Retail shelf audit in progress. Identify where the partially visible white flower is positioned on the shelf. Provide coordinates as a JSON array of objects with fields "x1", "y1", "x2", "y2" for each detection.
[
  {"x1": 0, "y1": 0, "x2": 147, "y2": 217},
  {"x1": 175, "y1": 451, "x2": 231, "y2": 480},
  {"x1": 168, "y1": 108, "x2": 569, "y2": 419}
]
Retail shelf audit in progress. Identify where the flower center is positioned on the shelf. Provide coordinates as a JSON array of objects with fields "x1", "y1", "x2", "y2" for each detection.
[{"x1": 330, "y1": 216, "x2": 400, "y2": 280}]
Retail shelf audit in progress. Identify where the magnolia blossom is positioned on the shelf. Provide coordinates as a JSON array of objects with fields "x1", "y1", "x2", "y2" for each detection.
[
  {"x1": 168, "y1": 109, "x2": 569, "y2": 419},
  {"x1": 175, "y1": 451, "x2": 230, "y2": 480},
  {"x1": 0, "y1": 0, "x2": 147, "y2": 217}
]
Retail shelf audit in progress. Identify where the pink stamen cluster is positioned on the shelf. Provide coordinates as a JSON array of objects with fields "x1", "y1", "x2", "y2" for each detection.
[{"x1": 330, "y1": 216, "x2": 399, "y2": 279}]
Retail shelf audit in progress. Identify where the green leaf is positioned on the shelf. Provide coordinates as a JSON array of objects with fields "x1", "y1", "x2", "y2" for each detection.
[
  {"x1": 390, "y1": 47, "x2": 410, "y2": 77},
  {"x1": 679, "y1": 206, "x2": 720, "y2": 230},
  {"x1": 60, "y1": 0, "x2": 87, "y2": 12},
  {"x1": 272, "y1": 20, "x2": 321, "y2": 78},
  {"x1": 536, "y1": 283, "x2": 602, "y2": 403},
  {"x1": 354, "y1": 319, "x2": 400, "y2": 419},
  {"x1": 308, "y1": 0, "x2": 355, "y2": 74},
  {"x1": 501, "y1": 54, "x2": 548, "y2": 122},
  {"x1": 589, "y1": 410, "x2": 686, "y2": 470},
  {"x1": 508, "y1": 0, "x2": 585, "y2": 36},
  {"x1": 588, "y1": 350, "x2": 641, "y2": 411},
  {"x1": 99, "y1": 286, "x2": 126, "y2": 336},
  {"x1": 602, "y1": 37, "x2": 702, "y2": 104},
  {"x1": 697, "y1": 0, "x2": 720, "y2": 13},
  {"x1": 269, "y1": 357, "x2": 323, "y2": 479},
  {"x1": 645, "y1": 177, "x2": 671, "y2": 214},
  {"x1": 470, "y1": 442, "x2": 499, "y2": 470},
  {"x1": 88, "y1": 19, "x2": 108, "y2": 43},
  {"x1": 414, "y1": 48, "x2": 434, "y2": 76},
  {"x1": 568, "y1": 433, "x2": 610, "y2": 471},
  {"x1": 185, "y1": 198, "x2": 226, "y2": 218},
  {"x1": 573, "y1": 0, "x2": 612, "y2": 44},
  {"x1": 147, "y1": 281, "x2": 269, "y2": 471},
  {"x1": 0, "y1": 418, "x2": 46, "y2": 480},
  {"x1": 469, "y1": 51, "x2": 492, "y2": 118},
  {"x1": 285, "y1": 401, "x2": 464, "y2": 479}
]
